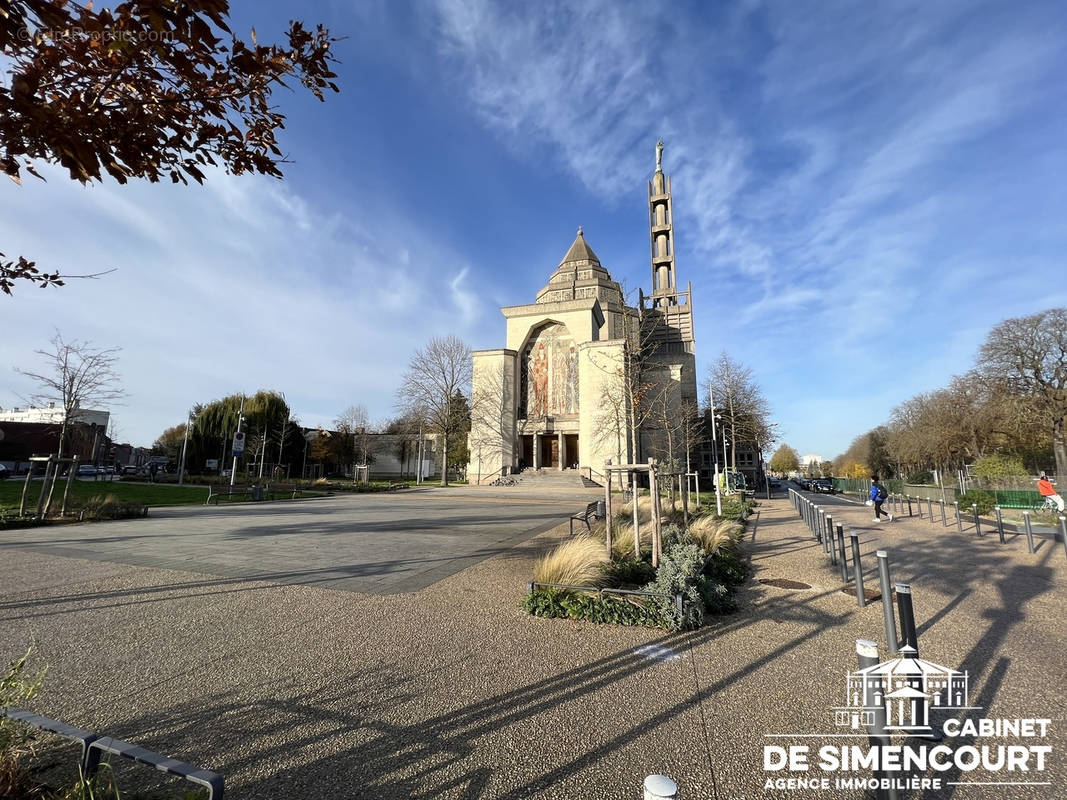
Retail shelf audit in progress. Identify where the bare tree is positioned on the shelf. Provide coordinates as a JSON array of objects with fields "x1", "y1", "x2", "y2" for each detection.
[
  {"x1": 705, "y1": 352, "x2": 773, "y2": 475},
  {"x1": 335, "y1": 404, "x2": 375, "y2": 481},
  {"x1": 977, "y1": 308, "x2": 1067, "y2": 477},
  {"x1": 16, "y1": 331, "x2": 123, "y2": 459},
  {"x1": 396, "y1": 335, "x2": 472, "y2": 486}
]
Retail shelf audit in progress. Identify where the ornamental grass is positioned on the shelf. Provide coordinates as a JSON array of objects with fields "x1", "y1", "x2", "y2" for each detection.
[{"x1": 532, "y1": 535, "x2": 609, "y2": 587}]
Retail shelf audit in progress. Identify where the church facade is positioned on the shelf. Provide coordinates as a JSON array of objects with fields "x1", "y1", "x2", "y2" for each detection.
[{"x1": 468, "y1": 144, "x2": 698, "y2": 483}]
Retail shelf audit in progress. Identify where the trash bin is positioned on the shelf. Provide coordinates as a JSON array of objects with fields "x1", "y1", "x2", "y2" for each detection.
[
  {"x1": 596, "y1": 499, "x2": 606, "y2": 519},
  {"x1": 251, "y1": 485, "x2": 262, "y2": 501}
]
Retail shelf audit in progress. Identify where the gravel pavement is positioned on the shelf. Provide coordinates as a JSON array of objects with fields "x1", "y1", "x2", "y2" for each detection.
[{"x1": 0, "y1": 487, "x2": 1063, "y2": 799}]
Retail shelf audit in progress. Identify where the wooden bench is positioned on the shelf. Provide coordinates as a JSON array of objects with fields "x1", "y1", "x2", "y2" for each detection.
[{"x1": 569, "y1": 501, "x2": 602, "y2": 535}]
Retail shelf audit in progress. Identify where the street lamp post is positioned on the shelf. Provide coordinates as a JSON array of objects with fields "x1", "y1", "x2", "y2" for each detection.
[
  {"x1": 708, "y1": 391, "x2": 723, "y2": 516},
  {"x1": 177, "y1": 411, "x2": 193, "y2": 485}
]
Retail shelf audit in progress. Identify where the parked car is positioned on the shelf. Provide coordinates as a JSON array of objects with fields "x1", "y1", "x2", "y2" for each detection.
[
  {"x1": 76, "y1": 464, "x2": 98, "y2": 477},
  {"x1": 768, "y1": 478, "x2": 781, "y2": 489},
  {"x1": 0, "y1": 464, "x2": 9, "y2": 480},
  {"x1": 122, "y1": 465, "x2": 140, "y2": 475},
  {"x1": 811, "y1": 478, "x2": 835, "y2": 494}
]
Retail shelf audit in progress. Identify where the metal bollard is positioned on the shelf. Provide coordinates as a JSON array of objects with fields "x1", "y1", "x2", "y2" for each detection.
[
  {"x1": 895, "y1": 583, "x2": 918, "y2": 654},
  {"x1": 829, "y1": 521, "x2": 838, "y2": 564},
  {"x1": 876, "y1": 551, "x2": 898, "y2": 655},
  {"x1": 1060, "y1": 516, "x2": 1067, "y2": 560},
  {"x1": 856, "y1": 639, "x2": 901, "y2": 800},
  {"x1": 972, "y1": 503, "x2": 981, "y2": 537},
  {"x1": 927, "y1": 496, "x2": 934, "y2": 522},
  {"x1": 940, "y1": 499, "x2": 947, "y2": 526},
  {"x1": 837, "y1": 524, "x2": 849, "y2": 583},
  {"x1": 954, "y1": 501, "x2": 962, "y2": 532},
  {"x1": 995, "y1": 506, "x2": 1005, "y2": 544},
  {"x1": 907, "y1": 495, "x2": 913, "y2": 517},
  {"x1": 850, "y1": 532, "x2": 865, "y2": 607},
  {"x1": 916, "y1": 496, "x2": 923, "y2": 519},
  {"x1": 1023, "y1": 511, "x2": 1036, "y2": 554},
  {"x1": 644, "y1": 774, "x2": 678, "y2": 800},
  {"x1": 824, "y1": 514, "x2": 832, "y2": 548}
]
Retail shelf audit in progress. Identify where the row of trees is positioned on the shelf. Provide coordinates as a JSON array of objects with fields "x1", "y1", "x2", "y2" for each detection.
[{"x1": 831, "y1": 308, "x2": 1067, "y2": 480}]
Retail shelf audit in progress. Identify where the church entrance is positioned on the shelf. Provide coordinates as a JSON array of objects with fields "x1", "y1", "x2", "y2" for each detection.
[
  {"x1": 564, "y1": 434, "x2": 579, "y2": 469},
  {"x1": 520, "y1": 435, "x2": 533, "y2": 471},
  {"x1": 540, "y1": 435, "x2": 559, "y2": 468}
]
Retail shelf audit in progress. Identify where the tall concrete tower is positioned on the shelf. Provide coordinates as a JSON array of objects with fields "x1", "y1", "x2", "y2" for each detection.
[{"x1": 643, "y1": 140, "x2": 696, "y2": 355}]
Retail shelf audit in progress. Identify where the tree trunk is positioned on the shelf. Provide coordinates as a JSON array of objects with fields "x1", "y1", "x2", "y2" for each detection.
[
  {"x1": 441, "y1": 432, "x2": 449, "y2": 487},
  {"x1": 1054, "y1": 413, "x2": 1067, "y2": 480}
]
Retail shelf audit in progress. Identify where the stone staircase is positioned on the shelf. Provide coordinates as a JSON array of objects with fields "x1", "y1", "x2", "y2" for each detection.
[{"x1": 513, "y1": 468, "x2": 601, "y2": 489}]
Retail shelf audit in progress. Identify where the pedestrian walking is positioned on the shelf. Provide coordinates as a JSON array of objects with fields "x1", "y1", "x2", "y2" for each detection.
[{"x1": 870, "y1": 475, "x2": 893, "y2": 523}]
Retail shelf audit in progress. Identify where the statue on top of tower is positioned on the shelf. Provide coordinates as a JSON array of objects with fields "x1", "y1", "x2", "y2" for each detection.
[{"x1": 656, "y1": 140, "x2": 664, "y2": 172}]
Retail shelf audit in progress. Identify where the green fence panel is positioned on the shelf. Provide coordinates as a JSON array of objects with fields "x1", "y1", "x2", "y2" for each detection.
[{"x1": 993, "y1": 490, "x2": 1042, "y2": 509}]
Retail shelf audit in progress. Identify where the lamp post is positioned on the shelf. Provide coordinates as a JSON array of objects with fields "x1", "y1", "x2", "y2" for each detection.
[
  {"x1": 230, "y1": 395, "x2": 245, "y2": 488},
  {"x1": 708, "y1": 391, "x2": 723, "y2": 515},
  {"x1": 177, "y1": 410, "x2": 195, "y2": 486}
]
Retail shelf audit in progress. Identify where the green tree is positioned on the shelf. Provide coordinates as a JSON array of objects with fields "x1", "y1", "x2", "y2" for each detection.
[
  {"x1": 977, "y1": 308, "x2": 1067, "y2": 478},
  {"x1": 446, "y1": 389, "x2": 471, "y2": 475},
  {"x1": 2, "y1": 0, "x2": 340, "y2": 294},
  {"x1": 972, "y1": 453, "x2": 1027, "y2": 479},
  {"x1": 768, "y1": 444, "x2": 799, "y2": 474}
]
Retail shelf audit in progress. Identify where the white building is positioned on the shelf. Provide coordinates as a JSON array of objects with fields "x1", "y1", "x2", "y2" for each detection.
[{"x1": 0, "y1": 403, "x2": 110, "y2": 428}]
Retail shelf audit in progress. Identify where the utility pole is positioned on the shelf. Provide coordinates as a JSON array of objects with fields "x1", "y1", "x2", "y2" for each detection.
[{"x1": 230, "y1": 395, "x2": 245, "y2": 488}]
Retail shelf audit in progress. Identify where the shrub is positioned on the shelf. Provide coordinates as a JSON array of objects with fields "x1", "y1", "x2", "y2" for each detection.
[
  {"x1": 0, "y1": 644, "x2": 48, "y2": 797},
  {"x1": 957, "y1": 489, "x2": 996, "y2": 516},
  {"x1": 701, "y1": 549, "x2": 750, "y2": 614},
  {"x1": 77, "y1": 494, "x2": 146, "y2": 520},
  {"x1": 619, "y1": 495, "x2": 655, "y2": 524},
  {"x1": 972, "y1": 454, "x2": 1028, "y2": 479},
  {"x1": 532, "y1": 536, "x2": 607, "y2": 587},
  {"x1": 641, "y1": 541, "x2": 706, "y2": 631},
  {"x1": 906, "y1": 471, "x2": 934, "y2": 485},
  {"x1": 522, "y1": 590, "x2": 668, "y2": 627},
  {"x1": 601, "y1": 559, "x2": 657, "y2": 589}
]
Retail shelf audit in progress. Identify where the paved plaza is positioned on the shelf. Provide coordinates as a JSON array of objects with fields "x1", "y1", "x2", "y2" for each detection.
[{"x1": 0, "y1": 488, "x2": 1064, "y2": 798}]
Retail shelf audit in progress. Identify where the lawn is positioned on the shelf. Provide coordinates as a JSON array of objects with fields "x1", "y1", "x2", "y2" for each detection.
[{"x1": 0, "y1": 479, "x2": 210, "y2": 512}]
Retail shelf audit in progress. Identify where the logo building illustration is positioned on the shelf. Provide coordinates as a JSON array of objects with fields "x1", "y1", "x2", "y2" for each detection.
[{"x1": 834, "y1": 646, "x2": 969, "y2": 731}]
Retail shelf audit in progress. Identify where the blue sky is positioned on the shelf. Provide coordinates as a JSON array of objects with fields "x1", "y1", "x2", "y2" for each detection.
[{"x1": 2, "y1": 0, "x2": 1066, "y2": 456}]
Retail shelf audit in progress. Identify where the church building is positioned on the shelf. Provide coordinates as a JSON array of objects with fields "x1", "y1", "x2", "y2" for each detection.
[{"x1": 468, "y1": 143, "x2": 698, "y2": 484}]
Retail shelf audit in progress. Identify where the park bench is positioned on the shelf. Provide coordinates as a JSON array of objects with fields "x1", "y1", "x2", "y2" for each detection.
[
  {"x1": 569, "y1": 500, "x2": 602, "y2": 535},
  {"x1": 206, "y1": 484, "x2": 255, "y2": 504}
]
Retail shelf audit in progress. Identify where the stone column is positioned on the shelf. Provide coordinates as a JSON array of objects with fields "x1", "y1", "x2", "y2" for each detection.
[
  {"x1": 558, "y1": 431, "x2": 565, "y2": 471},
  {"x1": 533, "y1": 434, "x2": 540, "y2": 470}
]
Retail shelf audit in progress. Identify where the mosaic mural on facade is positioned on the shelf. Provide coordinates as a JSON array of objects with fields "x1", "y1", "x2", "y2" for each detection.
[{"x1": 520, "y1": 323, "x2": 578, "y2": 418}]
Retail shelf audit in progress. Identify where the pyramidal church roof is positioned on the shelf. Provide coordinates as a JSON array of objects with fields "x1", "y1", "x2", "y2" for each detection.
[
  {"x1": 558, "y1": 226, "x2": 601, "y2": 267},
  {"x1": 535, "y1": 227, "x2": 623, "y2": 308}
]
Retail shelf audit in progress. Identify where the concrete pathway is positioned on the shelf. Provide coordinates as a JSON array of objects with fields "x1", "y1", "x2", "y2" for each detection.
[{"x1": 1, "y1": 490, "x2": 1063, "y2": 799}]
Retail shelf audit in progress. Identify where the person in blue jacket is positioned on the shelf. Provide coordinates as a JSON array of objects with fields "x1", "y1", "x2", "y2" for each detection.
[{"x1": 870, "y1": 476, "x2": 893, "y2": 523}]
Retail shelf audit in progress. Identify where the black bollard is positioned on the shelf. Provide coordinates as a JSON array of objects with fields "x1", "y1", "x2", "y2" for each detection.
[
  {"x1": 837, "y1": 524, "x2": 849, "y2": 583},
  {"x1": 895, "y1": 583, "x2": 918, "y2": 654},
  {"x1": 876, "y1": 551, "x2": 898, "y2": 655},
  {"x1": 1023, "y1": 511, "x2": 1036, "y2": 554},
  {"x1": 850, "y1": 532, "x2": 865, "y2": 607},
  {"x1": 995, "y1": 506, "x2": 1005, "y2": 544},
  {"x1": 907, "y1": 495, "x2": 913, "y2": 517},
  {"x1": 972, "y1": 503, "x2": 981, "y2": 537}
]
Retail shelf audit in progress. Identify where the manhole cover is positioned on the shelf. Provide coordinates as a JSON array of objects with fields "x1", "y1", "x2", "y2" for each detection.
[
  {"x1": 759, "y1": 578, "x2": 812, "y2": 590},
  {"x1": 840, "y1": 587, "x2": 888, "y2": 603}
]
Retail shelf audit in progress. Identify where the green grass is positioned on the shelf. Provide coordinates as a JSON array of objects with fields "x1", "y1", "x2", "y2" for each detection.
[{"x1": 0, "y1": 480, "x2": 209, "y2": 512}]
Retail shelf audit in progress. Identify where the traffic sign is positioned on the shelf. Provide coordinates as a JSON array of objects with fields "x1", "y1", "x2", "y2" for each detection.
[{"x1": 232, "y1": 431, "x2": 246, "y2": 457}]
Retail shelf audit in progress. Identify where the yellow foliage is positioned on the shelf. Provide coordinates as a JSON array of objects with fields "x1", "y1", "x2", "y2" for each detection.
[{"x1": 841, "y1": 461, "x2": 869, "y2": 479}]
